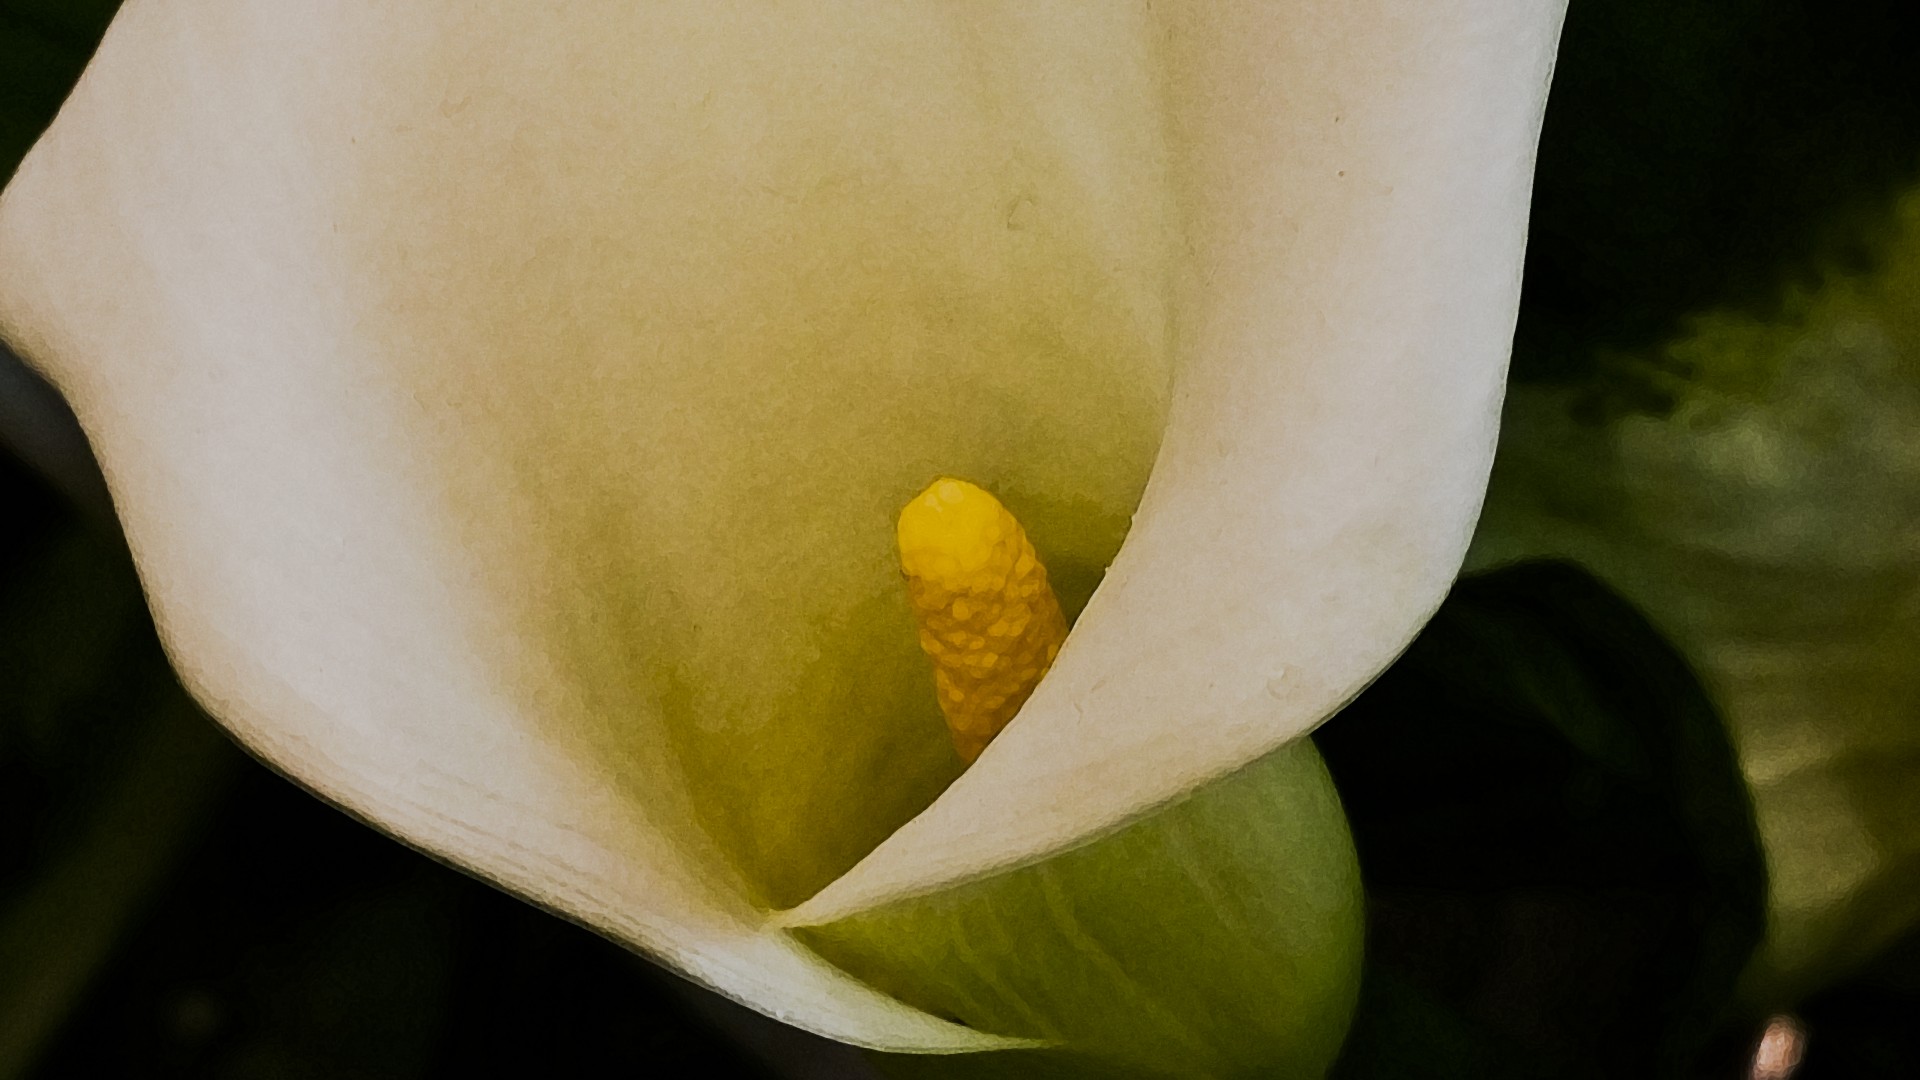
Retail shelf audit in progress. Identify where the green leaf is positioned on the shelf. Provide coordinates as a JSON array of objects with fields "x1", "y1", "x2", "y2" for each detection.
[
  {"x1": 1316, "y1": 561, "x2": 1767, "y2": 1079},
  {"x1": 797, "y1": 739, "x2": 1363, "y2": 1080}
]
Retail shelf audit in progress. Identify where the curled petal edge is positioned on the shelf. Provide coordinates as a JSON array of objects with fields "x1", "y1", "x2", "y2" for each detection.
[{"x1": 0, "y1": 0, "x2": 1565, "y2": 1049}]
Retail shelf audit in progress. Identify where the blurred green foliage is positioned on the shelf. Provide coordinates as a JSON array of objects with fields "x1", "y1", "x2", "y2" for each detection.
[
  {"x1": 1516, "y1": 0, "x2": 1920, "y2": 385},
  {"x1": 1318, "y1": 563, "x2": 1766, "y2": 1079}
]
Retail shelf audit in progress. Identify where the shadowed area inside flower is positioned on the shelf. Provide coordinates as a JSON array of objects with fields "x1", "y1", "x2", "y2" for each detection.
[
  {"x1": 0, "y1": 1, "x2": 1566, "y2": 1070},
  {"x1": 332, "y1": 9, "x2": 1174, "y2": 911}
]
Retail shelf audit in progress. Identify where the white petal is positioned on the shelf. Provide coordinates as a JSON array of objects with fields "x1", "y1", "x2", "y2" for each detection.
[
  {"x1": 4, "y1": 0, "x2": 1165, "y2": 1048},
  {"x1": 795, "y1": 0, "x2": 1567, "y2": 923},
  {"x1": 0, "y1": 0, "x2": 1564, "y2": 1042}
]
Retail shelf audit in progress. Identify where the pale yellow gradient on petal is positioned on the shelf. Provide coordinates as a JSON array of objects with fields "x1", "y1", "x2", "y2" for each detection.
[
  {"x1": 794, "y1": 0, "x2": 1566, "y2": 924},
  {"x1": 0, "y1": 0, "x2": 1566, "y2": 1051}
]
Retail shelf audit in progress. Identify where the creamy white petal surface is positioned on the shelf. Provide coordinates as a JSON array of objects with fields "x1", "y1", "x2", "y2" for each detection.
[{"x1": 0, "y1": 0, "x2": 1563, "y2": 1047}]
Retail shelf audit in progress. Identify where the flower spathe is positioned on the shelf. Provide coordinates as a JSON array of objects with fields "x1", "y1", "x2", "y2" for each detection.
[{"x1": 0, "y1": 1, "x2": 1566, "y2": 1071}]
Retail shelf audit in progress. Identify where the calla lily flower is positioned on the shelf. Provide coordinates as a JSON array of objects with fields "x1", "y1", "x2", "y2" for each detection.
[
  {"x1": 1472, "y1": 188, "x2": 1920, "y2": 1007},
  {"x1": 0, "y1": 3, "x2": 1565, "y2": 1076}
]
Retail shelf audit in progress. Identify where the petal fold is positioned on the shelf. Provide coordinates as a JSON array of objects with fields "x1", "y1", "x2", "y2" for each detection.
[
  {"x1": 797, "y1": 0, "x2": 1568, "y2": 922},
  {"x1": 0, "y1": 0, "x2": 1565, "y2": 1045},
  {"x1": 0, "y1": 0, "x2": 1168, "y2": 1047}
]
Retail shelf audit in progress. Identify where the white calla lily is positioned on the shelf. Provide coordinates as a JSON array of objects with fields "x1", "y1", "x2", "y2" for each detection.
[{"x1": 0, "y1": 2, "x2": 1565, "y2": 1074}]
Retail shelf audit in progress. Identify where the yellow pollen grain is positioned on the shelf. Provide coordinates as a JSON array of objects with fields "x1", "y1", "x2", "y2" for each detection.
[{"x1": 897, "y1": 477, "x2": 1067, "y2": 764}]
